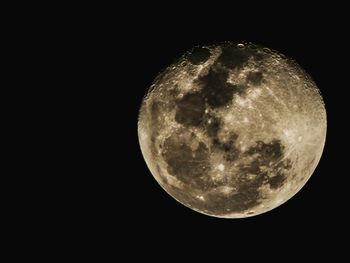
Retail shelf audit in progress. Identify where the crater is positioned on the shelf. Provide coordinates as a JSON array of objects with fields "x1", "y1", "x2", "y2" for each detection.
[{"x1": 188, "y1": 47, "x2": 211, "y2": 65}]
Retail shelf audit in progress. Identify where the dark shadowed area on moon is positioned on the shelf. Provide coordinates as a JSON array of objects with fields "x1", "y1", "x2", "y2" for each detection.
[
  {"x1": 162, "y1": 131, "x2": 210, "y2": 189},
  {"x1": 246, "y1": 71, "x2": 264, "y2": 85},
  {"x1": 175, "y1": 92, "x2": 205, "y2": 126},
  {"x1": 187, "y1": 47, "x2": 211, "y2": 65}
]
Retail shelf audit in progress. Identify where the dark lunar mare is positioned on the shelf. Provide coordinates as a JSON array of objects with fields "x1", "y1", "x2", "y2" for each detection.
[
  {"x1": 204, "y1": 116, "x2": 240, "y2": 162},
  {"x1": 175, "y1": 44, "x2": 261, "y2": 127},
  {"x1": 175, "y1": 92, "x2": 205, "y2": 126},
  {"x1": 242, "y1": 140, "x2": 289, "y2": 189},
  {"x1": 161, "y1": 131, "x2": 210, "y2": 189},
  {"x1": 161, "y1": 129, "x2": 292, "y2": 215},
  {"x1": 187, "y1": 47, "x2": 211, "y2": 65},
  {"x1": 199, "y1": 69, "x2": 237, "y2": 108},
  {"x1": 216, "y1": 45, "x2": 251, "y2": 69}
]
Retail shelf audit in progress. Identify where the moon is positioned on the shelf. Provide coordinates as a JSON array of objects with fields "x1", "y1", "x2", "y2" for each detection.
[{"x1": 138, "y1": 42, "x2": 326, "y2": 218}]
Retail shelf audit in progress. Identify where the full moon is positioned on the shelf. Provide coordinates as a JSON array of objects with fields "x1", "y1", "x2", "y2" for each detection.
[{"x1": 138, "y1": 42, "x2": 326, "y2": 218}]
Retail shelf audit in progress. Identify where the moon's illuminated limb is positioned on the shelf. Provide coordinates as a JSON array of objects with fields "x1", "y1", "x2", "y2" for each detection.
[{"x1": 138, "y1": 42, "x2": 326, "y2": 218}]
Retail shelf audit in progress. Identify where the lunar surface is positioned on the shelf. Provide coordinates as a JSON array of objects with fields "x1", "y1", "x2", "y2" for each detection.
[{"x1": 138, "y1": 42, "x2": 326, "y2": 218}]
